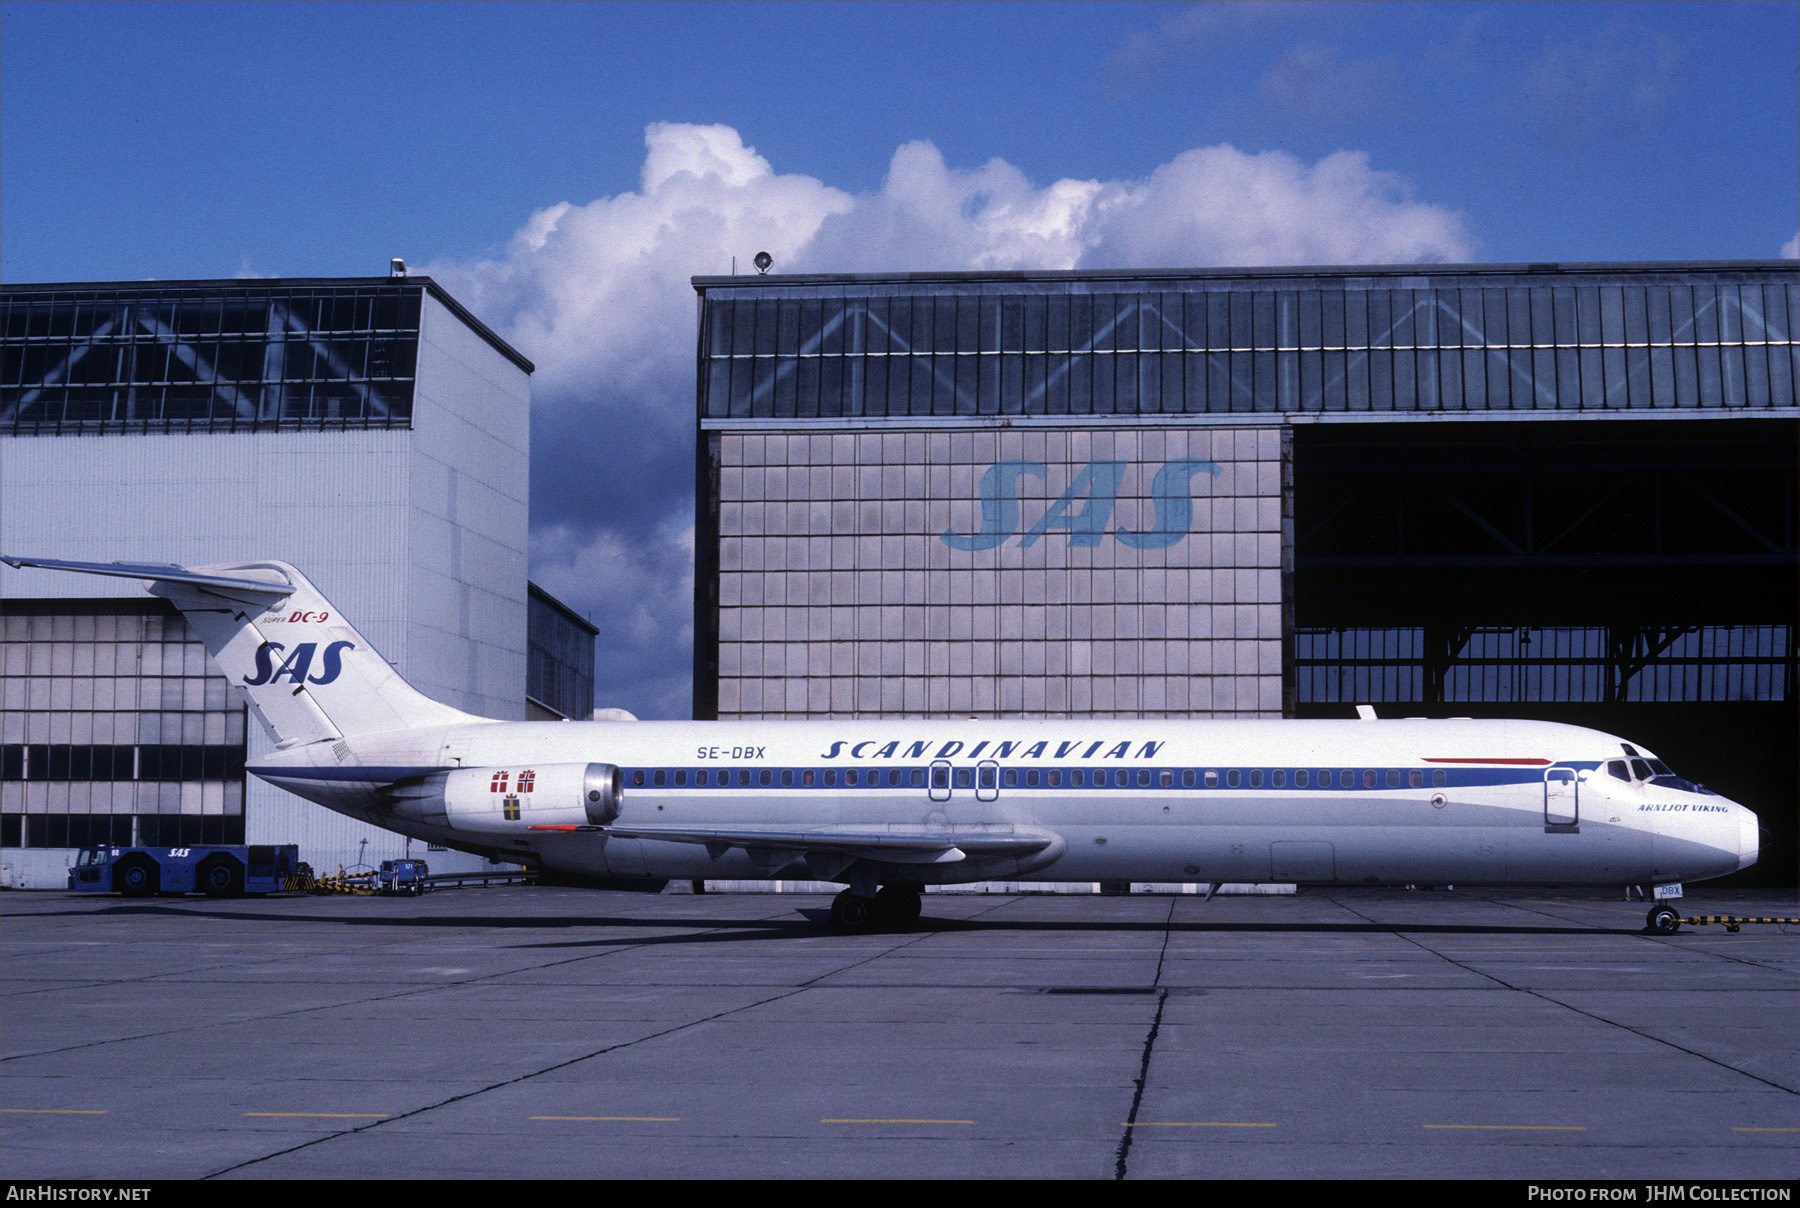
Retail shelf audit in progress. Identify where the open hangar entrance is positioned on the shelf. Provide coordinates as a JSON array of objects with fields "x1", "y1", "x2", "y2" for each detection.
[{"x1": 1291, "y1": 418, "x2": 1798, "y2": 885}]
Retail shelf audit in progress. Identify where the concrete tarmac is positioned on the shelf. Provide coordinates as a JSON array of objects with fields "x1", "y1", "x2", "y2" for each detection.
[{"x1": 2, "y1": 885, "x2": 1795, "y2": 1181}]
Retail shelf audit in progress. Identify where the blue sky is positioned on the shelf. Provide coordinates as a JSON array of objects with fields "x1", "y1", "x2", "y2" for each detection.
[{"x1": 4, "y1": 1, "x2": 1797, "y2": 717}]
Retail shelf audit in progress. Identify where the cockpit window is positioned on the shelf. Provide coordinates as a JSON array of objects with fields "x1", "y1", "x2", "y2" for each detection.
[
  {"x1": 1648, "y1": 759, "x2": 1672, "y2": 776},
  {"x1": 1629, "y1": 759, "x2": 1653, "y2": 780},
  {"x1": 1606, "y1": 760, "x2": 1630, "y2": 781}
]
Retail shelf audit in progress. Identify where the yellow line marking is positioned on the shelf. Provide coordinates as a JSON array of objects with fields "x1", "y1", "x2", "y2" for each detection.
[
  {"x1": 1424, "y1": 1124, "x2": 1586, "y2": 1131},
  {"x1": 821, "y1": 1118, "x2": 975, "y2": 1125},
  {"x1": 1, "y1": 1108, "x2": 107, "y2": 1115},
  {"x1": 1732, "y1": 1127, "x2": 1800, "y2": 1132},
  {"x1": 531, "y1": 1116, "x2": 681, "y2": 1122},
  {"x1": 243, "y1": 1112, "x2": 389, "y2": 1119},
  {"x1": 1124, "y1": 1121, "x2": 1277, "y2": 1128}
]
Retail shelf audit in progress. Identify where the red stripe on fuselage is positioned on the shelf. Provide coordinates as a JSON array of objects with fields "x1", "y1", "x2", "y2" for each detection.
[{"x1": 1422, "y1": 757, "x2": 1552, "y2": 765}]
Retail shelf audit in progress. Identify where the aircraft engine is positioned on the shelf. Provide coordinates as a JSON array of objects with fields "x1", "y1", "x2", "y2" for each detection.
[{"x1": 428, "y1": 763, "x2": 623, "y2": 834}]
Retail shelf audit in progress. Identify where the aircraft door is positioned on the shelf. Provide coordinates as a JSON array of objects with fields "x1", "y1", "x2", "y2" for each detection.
[
  {"x1": 976, "y1": 760, "x2": 999, "y2": 802},
  {"x1": 1544, "y1": 767, "x2": 1579, "y2": 833},
  {"x1": 929, "y1": 760, "x2": 952, "y2": 803}
]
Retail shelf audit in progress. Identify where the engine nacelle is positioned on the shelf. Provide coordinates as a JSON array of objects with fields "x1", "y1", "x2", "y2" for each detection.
[{"x1": 433, "y1": 763, "x2": 622, "y2": 834}]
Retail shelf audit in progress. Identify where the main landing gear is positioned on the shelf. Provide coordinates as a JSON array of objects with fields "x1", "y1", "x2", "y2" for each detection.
[{"x1": 830, "y1": 886, "x2": 923, "y2": 933}]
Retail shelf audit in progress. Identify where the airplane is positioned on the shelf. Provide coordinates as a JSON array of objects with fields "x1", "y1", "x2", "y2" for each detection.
[{"x1": 1, "y1": 555, "x2": 1761, "y2": 933}]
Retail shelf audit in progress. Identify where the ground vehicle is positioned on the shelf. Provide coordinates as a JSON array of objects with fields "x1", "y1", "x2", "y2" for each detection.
[
  {"x1": 378, "y1": 858, "x2": 430, "y2": 895},
  {"x1": 69, "y1": 844, "x2": 301, "y2": 897}
]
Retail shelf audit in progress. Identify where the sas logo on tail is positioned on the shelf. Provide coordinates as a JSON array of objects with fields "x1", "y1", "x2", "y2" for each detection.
[{"x1": 244, "y1": 641, "x2": 355, "y2": 686}]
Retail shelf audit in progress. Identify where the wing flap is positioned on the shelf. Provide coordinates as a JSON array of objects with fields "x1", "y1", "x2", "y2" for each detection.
[{"x1": 596, "y1": 823, "x2": 1054, "y2": 864}]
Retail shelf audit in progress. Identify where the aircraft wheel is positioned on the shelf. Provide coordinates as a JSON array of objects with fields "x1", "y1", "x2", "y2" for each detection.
[
  {"x1": 830, "y1": 890, "x2": 877, "y2": 933},
  {"x1": 1647, "y1": 904, "x2": 1682, "y2": 934},
  {"x1": 877, "y1": 885, "x2": 923, "y2": 925}
]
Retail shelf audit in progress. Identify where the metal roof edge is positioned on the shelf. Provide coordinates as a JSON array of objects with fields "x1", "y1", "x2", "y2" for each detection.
[{"x1": 692, "y1": 259, "x2": 1800, "y2": 289}]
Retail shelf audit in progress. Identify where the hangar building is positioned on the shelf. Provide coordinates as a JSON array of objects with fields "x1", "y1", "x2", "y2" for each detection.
[
  {"x1": 692, "y1": 261, "x2": 1799, "y2": 885},
  {"x1": 0, "y1": 275, "x2": 587, "y2": 887}
]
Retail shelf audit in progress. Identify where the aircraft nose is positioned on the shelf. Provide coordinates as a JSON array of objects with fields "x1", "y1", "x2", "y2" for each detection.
[{"x1": 1736, "y1": 804, "x2": 1761, "y2": 872}]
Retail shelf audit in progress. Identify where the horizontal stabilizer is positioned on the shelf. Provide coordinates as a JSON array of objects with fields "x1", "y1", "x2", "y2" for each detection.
[{"x1": 1, "y1": 556, "x2": 295, "y2": 605}]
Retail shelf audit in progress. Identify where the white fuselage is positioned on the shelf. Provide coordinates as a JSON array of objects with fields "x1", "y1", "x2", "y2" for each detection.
[{"x1": 251, "y1": 715, "x2": 1759, "y2": 890}]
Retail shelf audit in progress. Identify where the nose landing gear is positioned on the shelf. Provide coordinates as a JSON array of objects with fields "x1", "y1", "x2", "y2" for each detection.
[{"x1": 1646, "y1": 904, "x2": 1682, "y2": 934}]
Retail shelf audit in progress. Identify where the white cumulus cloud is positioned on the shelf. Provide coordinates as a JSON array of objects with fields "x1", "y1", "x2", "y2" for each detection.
[{"x1": 425, "y1": 122, "x2": 1474, "y2": 718}]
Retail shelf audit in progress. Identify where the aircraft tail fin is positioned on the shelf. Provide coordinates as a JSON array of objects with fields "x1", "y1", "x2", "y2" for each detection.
[{"x1": 1, "y1": 556, "x2": 484, "y2": 747}]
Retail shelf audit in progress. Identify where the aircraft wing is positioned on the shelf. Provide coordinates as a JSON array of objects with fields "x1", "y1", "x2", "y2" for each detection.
[{"x1": 571, "y1": 823, "x2": 1058, "y2": 866}]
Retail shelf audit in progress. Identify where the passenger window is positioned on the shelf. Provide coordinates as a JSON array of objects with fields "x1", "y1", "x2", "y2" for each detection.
[
  {"x1": 802, "y1": 770, "x2": 814, "y2": 787},
  {"x1": 1204, "y1": 770, "x2": 1218, "y2": 787},
  {"x1": 1137, "y1": 769, "x2": 1150, "y2": 787},
  {"x1": 1431, "y1": 770, "x2": 1446, "y2": 788},
  {"x1": 1182, "y1": 769, "x2": 1195, "y2": 787},
  {"x1": 675, "y1": 770, "x2": 687, "y2": 786},
  {"x1": 1363, "y1": 770, "x2": 1377, "y2": 788},
  {"x1": 1408, "y1": 770, "x2": 1422, "y2": 788},
  {"x1": 631, "y1": 770, "x2": 645, "y2": 787},
  {"x1": 1004, "y1": 769, "x2": 1018, "y2": 787},
  {"x1": 931, "y1": 765, "x2": 949, "y2": 789},
  {"x1": 760, "y1": 770, "x2": 773, "y2": 787},
  {"x1": 1249, "y1": 770, "x2": 1263, "y2": 788},
  {"x1": 909, "y1": 769, "x2": 924, "y2": 787},
  {"x1": 1341, "y1": 770, "x2": 1355, "y2": 788},
  {"x1": 1072, "y1": 769, "x2": 1086, "y2": 787},
  {"x1": 1386, "y1": 770, "x2": 1399, "y2": 788},
  {"x1": 1296, "y1": 769, "x2": 1309, "y2": 787},
  {"x1": 1227, "y1": 770, "x2": 1241, "y2": 788},
  {"x1": 1160, "y1": 770, "x2": 1174, "y2": 787},
  {"x1": 1026, "y1": 769, "x2": 1040, "y2": 787},
  {"x1": 955, "y1": 767, "x2": 973, "y2": 788},
  {"x1": 1272, "y1": 770, "x2": 1285, "y2": 788},
  {"x1": 978, "y1": 766, "x2": 995, "y2": 789}
]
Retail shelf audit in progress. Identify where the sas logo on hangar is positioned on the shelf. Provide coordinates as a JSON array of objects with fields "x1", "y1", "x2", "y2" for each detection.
[{"x1": 941, "y1": 459, "x2": 1222, "y2": 551}]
